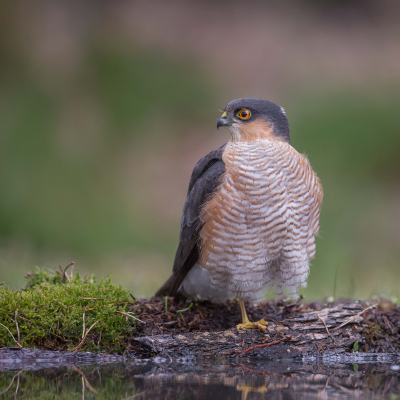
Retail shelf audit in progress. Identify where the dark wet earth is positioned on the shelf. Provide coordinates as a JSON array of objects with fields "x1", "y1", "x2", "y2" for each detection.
[{"x1": 0, "y1": 349, "x2": 400, "y2": 399}]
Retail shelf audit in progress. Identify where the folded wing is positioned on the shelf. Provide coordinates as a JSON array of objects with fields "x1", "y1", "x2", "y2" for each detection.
[{"x1": 155, "y1": 145, "x2": 226, "y2": 297}]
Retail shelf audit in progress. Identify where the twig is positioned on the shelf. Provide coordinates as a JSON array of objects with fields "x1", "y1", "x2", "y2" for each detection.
[
  {"x1": 0, "y1": 371, "x2": 22, "y2": 395},
  {"x1": 15, "y1": 370, "x2": 21, "y2": 396},
  {"x1": 53, "y1": 299, "x2": 67, "y2": 308},
  {"x1": 81, "y1": 298, "x2": 110, "y2": 301},
  {"x1": 63, "y1": 262, "x2": 74, "y2": 283},
  {"x1": 316, "y1": 313, "x2": 335, "y2": 343},
  {"x1": 37, "y1": 289, "x2": 46, "y2": 299},
  {"x1": 82, "y1": 312, "x2": 86, "y2": 339},
  {"x1": 188, "y1": 314, "x2": 200, "y2": 328},
  {"x1": 331, "y1": 304, "x2": 378, "y2": 331},
  {"x1": 232, "y1": 335, "x2": 292, "y2": 355},
  {"x1": 97, "y1": 330, "x2": 102, "y2": 348},
  {"x1": 15, "y1": 309, "x2": 20, "y2": 344},
  {"x1": 130, "y1": 293, "x2": 152, "y2": 310},
  {"x1": 17, "y1": 315, "x2": 37, "y2": 326},
  {"x1": 72, "y1": 366, "x2": 98, "y2": 394},
  {"x1": 116, "y1": 311, "x2": 145, "y2": 323},
  {"x1": 0, "y1": 322, "x2": 22, "y2": 348},
  {"x1": 72, "y1": 320, "x2": 99, "y2": 352}
]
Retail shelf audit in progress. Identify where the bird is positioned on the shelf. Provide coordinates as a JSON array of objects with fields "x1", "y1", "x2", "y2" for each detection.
[{"x1": 156, "y1": 97, "x2": 323, "y2": 329}]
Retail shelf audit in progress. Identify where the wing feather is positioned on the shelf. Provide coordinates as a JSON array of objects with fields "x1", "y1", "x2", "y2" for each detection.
[{"x1": 155, "y1": 144, "x2": 226, "y2": 297}]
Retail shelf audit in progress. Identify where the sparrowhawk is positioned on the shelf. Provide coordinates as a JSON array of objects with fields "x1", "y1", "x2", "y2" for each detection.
[{"x1": 156, "y1": 98, "x2": 323, "y2": 329}]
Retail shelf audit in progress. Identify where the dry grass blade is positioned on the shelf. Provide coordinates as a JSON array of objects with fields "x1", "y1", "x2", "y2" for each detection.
[
  {"x1": 82, "y1": 312, "x2": 86, "y2": 339},
  {"x1": 0, "y1": 322, "x2": 22, "y2": 348},
  {"x1": 56, "y1": 262, "x2": 75, "y2": 283},
  {"x1": 72, "y1": 320, "x2": 99, "y2": 352},
  {"x1": 316, "y1": 313, "x2": 335, "y2": 342},
  {"x1": 81, "y1": 297, "x2": 112, "y2": 301},
  {"x1": 331, "y1": 304, "x2": 378, "y2": 331},
  {"x1": 130, "y1": 293, "x2": 152, "y2": 310},
  {"x1": 116, "y1": 310, "x2": 145, "y2": 323}
]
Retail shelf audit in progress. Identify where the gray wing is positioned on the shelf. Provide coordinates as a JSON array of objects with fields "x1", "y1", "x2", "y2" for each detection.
[{"x1": 155, "y1": 144, "x2": 226, "y2": 297}]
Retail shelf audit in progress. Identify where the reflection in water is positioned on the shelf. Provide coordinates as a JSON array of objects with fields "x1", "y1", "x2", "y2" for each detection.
[{"x1": 0, "y1": 358, "x2": 399, "y2": 399}]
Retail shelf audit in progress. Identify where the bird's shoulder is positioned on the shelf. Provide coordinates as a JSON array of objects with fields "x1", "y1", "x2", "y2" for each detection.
[{"x1": 187, "y1": 144, "x2": 226, "y2": 195}]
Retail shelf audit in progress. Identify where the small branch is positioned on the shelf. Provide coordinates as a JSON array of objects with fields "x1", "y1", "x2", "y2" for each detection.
[
  {"x1": 15, "y1": 309, "x2": 20, "y2": 344},
  {"x1": 72, "y1": 320, "x2": 99, "y2": 352},
  {"x1": 188, "y1": 314, "x2": 200, "y2": 328},
  {"x1": 316, "y1": 313, "x2": 335, "y2": 343},
  {"x1": 97, "y1": 330, "x2": 102, "y2": 348},
  {"x1": 82, "y1": 312, "x2": 86, "y2": 339},
  {"x1": 130, "y1": 293, "x2": 152, "y2": 310},
  {"x1": 0, "y1": 371, "x2": 22, "y2": 395},
  {"x1": 331, "y1": 304, "x2": 378, "y2": 331},
  {"x1": 55, "y1": 261, "x2": 75, "y2": 283},
  {"x1": 37, "y1": 289, "x2": 46, "y2": 299},
  {"x1": 63, "y1": 262, "x2": 74, "y2": 283},
  {"x1": 72, "y1": 366, "x2": 98, "y2": 394},
  {"x1": 116, "y1": 311, "x2": 145, "y2": 324},
  {"x1": 81, "y1": 297, "x2": 108, "y2": 300},
  {"x1": 15, "y1": 370, "x2": 21, "y2": 396},
  {"x1": 0, "y1": 322, "x2": 22, "y2": 348},
  {"x1": 232, "y1": 335, "x2": 292, "y2": 355},
  {"x1": 53, "y1": 299, "x2": 67, "y2": 308}
]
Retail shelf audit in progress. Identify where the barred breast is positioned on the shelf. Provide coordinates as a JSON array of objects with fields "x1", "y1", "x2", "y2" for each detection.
[{"x1": 197, "y1": 139, "x2": 322, "y2": 302}]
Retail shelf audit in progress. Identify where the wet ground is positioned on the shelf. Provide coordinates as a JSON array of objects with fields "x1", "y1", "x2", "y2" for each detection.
[
  {"x1": 0, "y1": 300, "x2": 398, "y2": 398},
  {"x1": 0, "y1": 349, "x2": 399, "y2": 399}
]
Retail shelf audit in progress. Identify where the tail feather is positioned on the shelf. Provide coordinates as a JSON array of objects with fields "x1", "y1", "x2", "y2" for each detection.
[{"x1": 155, "y1": 275, "x2": 177, "y2": 298}]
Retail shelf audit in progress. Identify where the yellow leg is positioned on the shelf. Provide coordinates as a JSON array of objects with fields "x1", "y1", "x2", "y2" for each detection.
[
  {"x1": 239, "y1": 299, "x2": 250, "y2": 324},
  {"x1": 236, "y1": 299, "x2": 268, "y2": 331}
]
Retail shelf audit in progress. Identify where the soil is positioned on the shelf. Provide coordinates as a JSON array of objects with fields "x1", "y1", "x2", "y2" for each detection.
[{"x1": 127, "y1": 297, "x2": 400, "y2": 358}]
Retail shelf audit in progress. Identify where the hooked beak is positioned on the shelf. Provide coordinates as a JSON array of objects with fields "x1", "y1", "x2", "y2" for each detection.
[
  {"x1": 217, "y1": 118, "x2": 232, "y2": 129},
  {"x1": 217, "y1": 111, "x2": 233, "y2": 129}
]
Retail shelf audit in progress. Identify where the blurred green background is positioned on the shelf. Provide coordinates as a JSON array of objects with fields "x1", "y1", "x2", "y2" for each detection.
[{"x1": 0, "y1": 0, "x2": 399, "y2": 300}]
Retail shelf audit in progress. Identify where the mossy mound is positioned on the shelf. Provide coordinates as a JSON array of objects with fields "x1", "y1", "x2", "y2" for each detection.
[{"x1": 0, "y1": 265, "x2": 136, "y2": 354}]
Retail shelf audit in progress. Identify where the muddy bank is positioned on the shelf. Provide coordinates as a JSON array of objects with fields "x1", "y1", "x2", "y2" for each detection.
[
  {"x1": 127, "y1": 298, "x2": 399, "y2": 359},
  {"x1": 0, "y1": 298, "x2": 399, "y2": 361}
]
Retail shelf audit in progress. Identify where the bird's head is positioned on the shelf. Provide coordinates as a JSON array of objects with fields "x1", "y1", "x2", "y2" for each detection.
[{"x1": 217, "y1": 98, "x2": 290, "y2": 143}]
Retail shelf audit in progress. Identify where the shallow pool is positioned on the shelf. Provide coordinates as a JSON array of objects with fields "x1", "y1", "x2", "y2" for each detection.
[{"x1": 0, "y1": 349, "x2": 399, "y2": 399}]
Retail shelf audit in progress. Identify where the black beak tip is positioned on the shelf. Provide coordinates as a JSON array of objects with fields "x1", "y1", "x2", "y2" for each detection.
[{"x1": 217, "y1": 118, "x2": 227, "y2": 130}]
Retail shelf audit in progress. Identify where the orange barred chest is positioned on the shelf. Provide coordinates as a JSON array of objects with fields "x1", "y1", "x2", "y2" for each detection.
[{"x1": 199, "y1": 139, "x2": 322, "y2": 272}]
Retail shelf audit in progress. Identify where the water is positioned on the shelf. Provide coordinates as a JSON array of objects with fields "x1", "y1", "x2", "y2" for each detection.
[{"x1": 0, "y1": 350, "x2": 399, "y2": 399}]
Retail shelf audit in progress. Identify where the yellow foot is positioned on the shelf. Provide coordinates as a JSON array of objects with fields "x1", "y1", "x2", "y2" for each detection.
[{"x1": 236, "y1": 319, "x2": 268, "y2": 331}]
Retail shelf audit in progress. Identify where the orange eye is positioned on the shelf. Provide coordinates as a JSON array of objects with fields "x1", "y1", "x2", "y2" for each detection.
[{"x1": 237, "y1": 109, "x2": 251, "y2": 120}]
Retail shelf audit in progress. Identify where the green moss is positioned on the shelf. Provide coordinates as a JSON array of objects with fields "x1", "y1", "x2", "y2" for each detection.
[{"x1": 0, "y1": 267, "x2": 135, "y2": 354}]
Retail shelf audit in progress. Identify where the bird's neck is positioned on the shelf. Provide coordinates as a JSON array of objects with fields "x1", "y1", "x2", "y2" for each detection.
[{"x1": 228, "y1": 119, "x2": 287, "y2": 143}]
